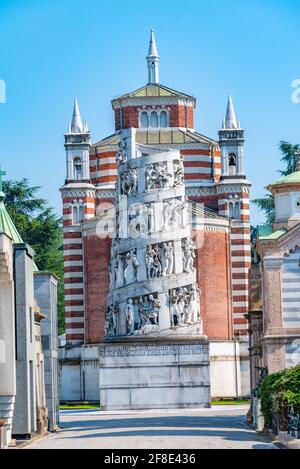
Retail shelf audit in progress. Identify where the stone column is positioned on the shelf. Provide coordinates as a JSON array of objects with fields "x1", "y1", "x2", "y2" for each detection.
[{"x1": 0, "y1": 234, "x2": 16, "y2": 448}]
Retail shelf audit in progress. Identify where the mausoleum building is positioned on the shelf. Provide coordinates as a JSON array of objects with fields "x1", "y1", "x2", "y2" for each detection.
[{"x1": 59, "y1": 31, "x2": 252, "y2": 401}]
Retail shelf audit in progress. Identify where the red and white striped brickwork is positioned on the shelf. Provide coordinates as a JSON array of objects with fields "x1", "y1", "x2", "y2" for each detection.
[
  {"x1": 62, "y1": 189, "x2": 96, "y2": 344},
  {"x1": 218, "y1": 190, "x2": 251, "y2": 335}
]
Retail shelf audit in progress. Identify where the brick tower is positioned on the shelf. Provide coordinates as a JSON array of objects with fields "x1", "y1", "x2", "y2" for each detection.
[
  {"x1": 218, "y1": 95, "x2": 251, "y2": 335},
  {"x1": 60, "y1": 99, "x2": 95, "y2": 344}
]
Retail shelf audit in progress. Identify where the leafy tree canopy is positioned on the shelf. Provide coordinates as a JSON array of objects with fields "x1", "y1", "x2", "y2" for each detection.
[
  {"x1": 3, "y1": 178, "x2": 64, "y2": 335},
  {"x1": 252, "y1": 141, "x2": 299, "y2": 224}
]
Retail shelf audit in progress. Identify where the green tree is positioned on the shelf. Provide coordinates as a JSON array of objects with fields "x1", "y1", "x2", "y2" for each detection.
[
  {"x1": 252, "y1": 141, "x2": 299, "y2": 224},
  {"x1": 3, "y1": 178, "x2": 65, "y2": 335}
]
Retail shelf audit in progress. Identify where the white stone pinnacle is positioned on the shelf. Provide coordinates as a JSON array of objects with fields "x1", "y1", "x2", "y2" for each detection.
[
  {"x1": 70, "y1": 98, "x2": 84, "y2": 133},
  {"x1": 148, "y1": 29, "x2": 159, "y2": 57},
  {"x1": 224, "y1": 94, "x2": 239, "y2": 129}
]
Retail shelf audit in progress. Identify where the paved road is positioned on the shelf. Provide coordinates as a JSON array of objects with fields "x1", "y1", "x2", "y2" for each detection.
[{"x1": 25, "y1": 406, "x2": 278, "y2": 449}]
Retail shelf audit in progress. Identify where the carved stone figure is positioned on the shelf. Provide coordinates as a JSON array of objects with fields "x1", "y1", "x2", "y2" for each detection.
[
  {"x1": 148, "y1": 295, "x2": 160, "y2": 325},
  {"x1": 163, "y1": 198, "x2": 185, "y2": 230},
  {"x1": 128, "y1": 205, "x2": 148, "y2": 238},
  {"x1": 148, "y1": 203, "x2": 156, "y2": 232},
  {"x1": 138, "y1": 294, "x2": 160, "y2": 326},
  {"x1": 124, "y1": 249, "x2": 139, "y2": 284},
  {"x1": 126, "y1": 299, "x2": 135, "y2": 335},
  {"x1": 115, "y1": 256, "x2": 124, "y2": 288},
  {"x1": 182, "y1": 238, "x2": 196, "y2": 273},
  {"x1": 161, "y1": 242, "x2": 174, "y2": 276},
  {"x1": 116, "y1": 138, "x2": 127, "y2": 165},
  {"x1": 173, "y1": 158, "x2": 184, "y2": 186},
  {"x1": 108, "y1": 260, "x2": 115, "y2": 289},
  {"x1": 170, "y1": 289, "x2": 182, "y2": 327},
  {"x1": 145, "y1": 162, "x2": 173, "y2": 191},
  {"x1": 152, "y1": 251, "x2": 162, "y2": 278},
  {"x1": 105, "y1": 304, "x2": 118, "y2": 336},
  {"x1": 133, "y1": 298, "x2": 141, "y2": 330},
  {"x1": 146, "y1": 245, "x2": 156, "y2": 279},
  {"x1": 120, "y1": 168, "x2": 138, "y2": 196}
]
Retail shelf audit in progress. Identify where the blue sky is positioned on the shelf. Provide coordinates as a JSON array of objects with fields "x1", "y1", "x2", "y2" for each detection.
[{"x1": 1, "y1": 0, "x2": 300, "y2": 225}]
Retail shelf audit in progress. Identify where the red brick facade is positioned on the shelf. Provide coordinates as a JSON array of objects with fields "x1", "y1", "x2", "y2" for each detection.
[
  {"x1": 84, "y1": 234, "x2": 112, "y2": 343},
  {"x1": 196, "y1": 229, "x2": 232, "y2": 340}
]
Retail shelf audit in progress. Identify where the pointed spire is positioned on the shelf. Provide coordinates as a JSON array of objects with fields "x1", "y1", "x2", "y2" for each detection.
[
  {"x1": 223, "y1": 94, "x2": 239, "y2": 129},
  {"x1": 70, "y1": 98, "x2": 83, "y2": 133},
  {"x1": 146, "y1": 29, "x2": 160, "y2": 84},
  {"x1": 148, "y1": 29, "x2": 158, "y2": 57}
]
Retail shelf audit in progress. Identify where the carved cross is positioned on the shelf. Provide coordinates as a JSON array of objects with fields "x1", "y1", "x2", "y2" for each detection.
[{"x1": 0, "y1": 165, "x2": 6, "y2": 192}]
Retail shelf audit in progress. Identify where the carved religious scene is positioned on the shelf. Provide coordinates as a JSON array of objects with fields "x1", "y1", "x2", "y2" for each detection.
[
  {"x1": 116, "y1": 138, "x2": 128, "y2": 165},
  {"x1": 169, "y1": 284, "x2": 201, "y2": 328},
  {"x1": 110, "y1": 249, "x2": 139, "y2": 289},
  {"x1": 163, "y1": 198, "x2": 185, "y2": 231},
  {"x1": 125, "y1": 294, "x2": 161, "y2": 336},
  {"x1": 173, "y1": 158, "x2": 184, "y2": 187},
  {"x1": 145, "y1": 162, "x2": 173, "y2": 191},
  {"x1": 182, "y1": 238, "x2": 196, "y2": 273},
  {"x1": 128, "y1": 204, "x2": 149, "y2": 238},
  {"x1": 145, "y1": 242, "x2": 174, "y2": 279},
  {"x1": 105, "y1": 304, "x2": 118, "y2": 336},
  {"x1": 120, "y1": 168, "x2": 138, "y2": 196}
]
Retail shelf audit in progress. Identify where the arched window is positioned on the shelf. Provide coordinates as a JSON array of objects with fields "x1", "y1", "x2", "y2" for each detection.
[
  {"x1": 160, "y1": 111, "x2": 168, "y2": 127},
  {"x1": 74, "y1": 157, "x2": 82, "y2": 180},
  {"x1": 229, "y1": 201, "x2": 240, "y2": 219},
  {"x1": 72, "y1": 206, "x2": 79, "y2": 225},
  {"x1": 234, "y1": 202, "x2": 240, "y2": 219},
  {"x1": 228, "y1": 153, "x2": 237, "y2": 176},
  {"x1": 229, "y1": 202, "x2": 234, "y2": 219},
  {"x1": 150, "y1": 111, "x2": 158, "y2": 128},
  {"x1": 72, "y1": 206, "x2": 84, "y2": 225},
  {"x1": 141, "y1": 111, "x2": 149, "y2": 128}
]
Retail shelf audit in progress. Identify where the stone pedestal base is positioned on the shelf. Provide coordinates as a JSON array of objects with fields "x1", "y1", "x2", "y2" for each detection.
[
  {"x1": 99, "y1": 336, "x2": 210, "y2": 410},
  {"x1": 0, "y1": 395, "x2": 15, "y2": 448}
]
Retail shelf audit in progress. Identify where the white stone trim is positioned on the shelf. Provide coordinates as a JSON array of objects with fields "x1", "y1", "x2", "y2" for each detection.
[
  {"x1": 65, "y1": 327, "x2": 85, "y2": 334},
  {"x1": 65, "y1": 306, "x2": 84, "y2": 312},
  {"x1": 232, "y1": 279, "x2": 248, "y2": 285},
  {"x1": 63, "y1": 249, "x2": 83, "y2": 256},
  {"x1": 64, "y1": 283, "x2": 84, "y2": 290},
  {"x1": 232, "y1": 301, "x2": 248, "y2": 307},
  {"x1": 65, "y1": 317, "x2": 84, "y2": 324},
  {"x1": 64, "y1": 271, "x2": 83, "y2": 279},
  {"x1": 64, "y1": 261, "x2": 83, "y2": 267},
  {"x1": 64, "y1": 294, "x2": 84, "y2": 301},
  {"x1": 184, "y1": 167, "x2": 212, "y2": 175},
  {"x1": 231, "y1": 256, "x2": 251, "y2": 262}
]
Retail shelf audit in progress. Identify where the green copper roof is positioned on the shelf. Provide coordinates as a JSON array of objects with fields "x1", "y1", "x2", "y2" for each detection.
[
  {"x1": 112, "y1": 83, "x2": 195, "y2": 102},
  {"x1": 257, "y1": 224, "x2": 287, "y2": 240},
  {"x1": 270, "y1": 171, "x2": 300, "y2": 187},
  {"x1": 0, "y1": 193, "x2": 23, "y2": 243}
]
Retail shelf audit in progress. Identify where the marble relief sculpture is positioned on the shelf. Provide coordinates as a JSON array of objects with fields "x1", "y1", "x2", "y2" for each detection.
[
  {"x1": 169, "y1": 285, "x2": 199, "y2": 327},
  {"x1": 163, "y1": 198, "x2": 185, "y2": 231},
  {"x1": 123, "y1": 249, "x2": 139, "y2": 284},
  {"x1": 145, "y1": 162, "x2": 173, "y2": 191},
  {"x1": 145, "y1": 242, "x2": 174, "y2": 279},
  {"x1": 126, "y1": 299, "x2": 135, "y2": 335},
  {"x1": 124, "y1": 294, "x2": 161, "y2": 335},
  {"x1": 105, "y1": 304, "x2": 118, "y2": 336},
  {"x1": 182, "y1": 238, "x2": 196, "y2": 273},
  {"x1": 128, "y1": 204, "x2": 148, "y2": 238},
  {"x1": 116, "y1": 138, "x2": 128, "y2": 165},
  {"x1": 120, "y1": 168, "x2": 138, "y2": 196},
  {"x1": 173, "y1": 158, "x2": 184, "y2": 187},
  {"x1": 106, "y1": 135, "x2": 203, "y2": 338}
]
